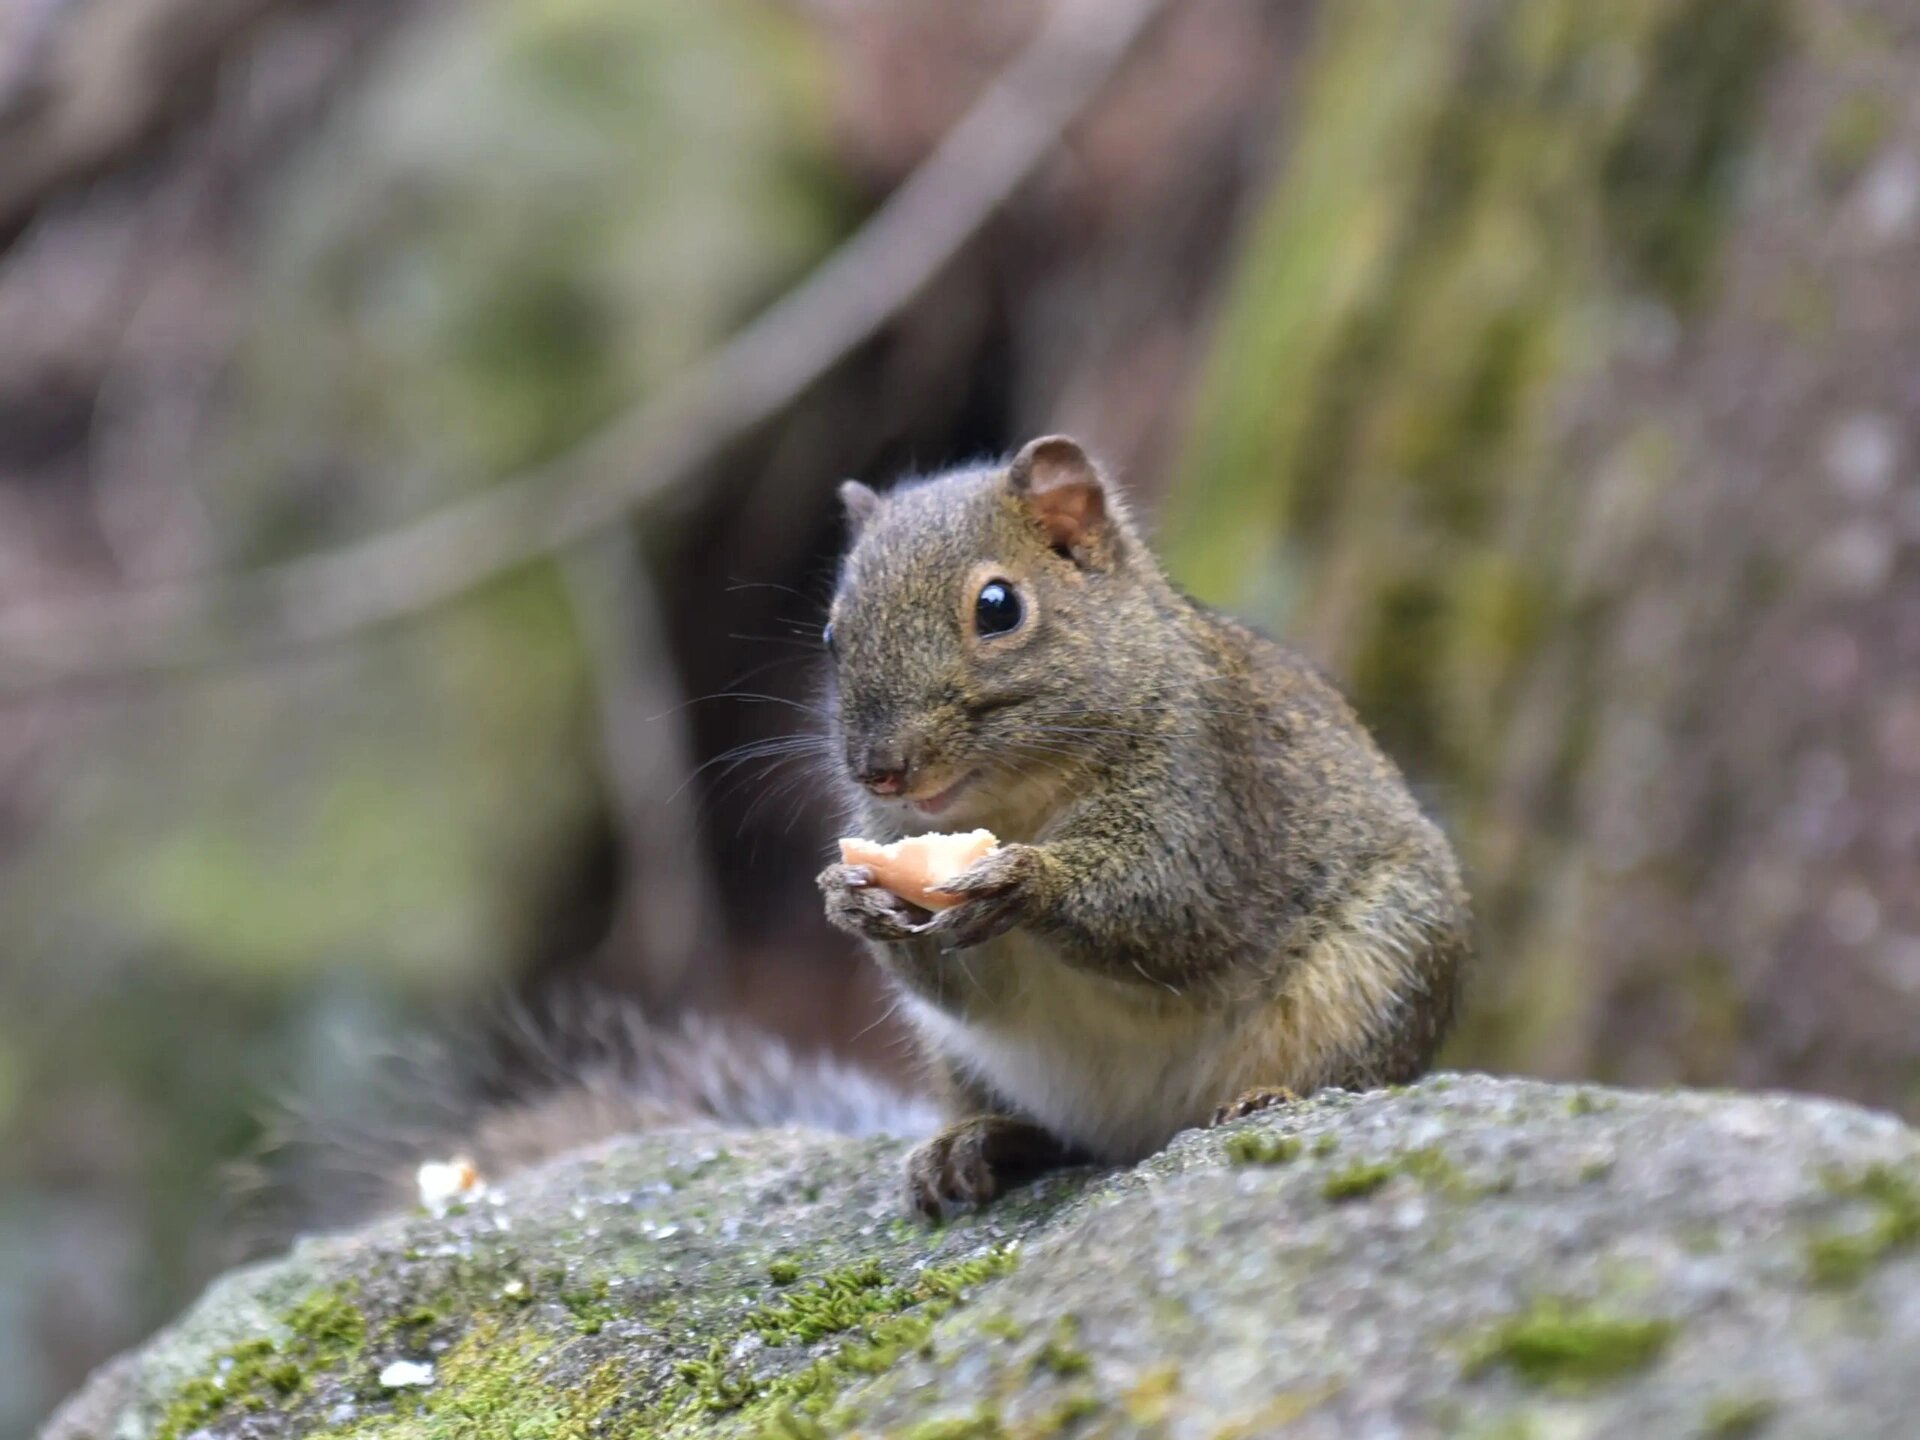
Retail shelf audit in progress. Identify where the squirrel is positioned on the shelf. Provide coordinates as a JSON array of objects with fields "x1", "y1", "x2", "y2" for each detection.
[
  {"x1": 816, "y1": 435, "x2": 1470, "y2": 1217},
  {"x1": 263, "y1": 436, "x2": 1467, "y2": 1236}
]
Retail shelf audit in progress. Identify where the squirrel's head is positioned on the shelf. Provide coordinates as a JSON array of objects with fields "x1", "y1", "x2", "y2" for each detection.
[{"x1": 824, "y1": 435, "x2": 1168, "y2": 832}]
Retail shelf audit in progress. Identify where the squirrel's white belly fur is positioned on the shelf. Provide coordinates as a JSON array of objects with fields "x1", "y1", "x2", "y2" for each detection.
[{"x1": 902, "y1": 931, "x2": 1255, "y2": 1162}]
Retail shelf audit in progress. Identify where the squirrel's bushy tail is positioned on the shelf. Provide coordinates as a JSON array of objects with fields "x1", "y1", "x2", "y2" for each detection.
[{"x1": 237, "y1": 990, "x2": 933, "y2": 1249}]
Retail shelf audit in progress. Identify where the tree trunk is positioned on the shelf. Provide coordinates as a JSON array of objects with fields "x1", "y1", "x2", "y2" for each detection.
[{"x1": 1166, "y1": 0, "x2": 1920, "y2": 1112}]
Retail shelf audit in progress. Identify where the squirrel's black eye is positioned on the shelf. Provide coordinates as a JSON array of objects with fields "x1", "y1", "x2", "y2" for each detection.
[{"x1": 974, "y1": 580, "x2": 1023, "y2": 637}]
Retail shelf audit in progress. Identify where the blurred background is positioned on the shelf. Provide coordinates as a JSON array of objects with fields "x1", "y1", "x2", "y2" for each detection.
[{"x1": 4, "y1": 0, "x2": 1919, "y2": 1432}]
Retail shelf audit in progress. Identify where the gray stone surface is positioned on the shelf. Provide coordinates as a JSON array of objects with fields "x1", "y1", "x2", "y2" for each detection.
[{"x1": 41, "y1": 1075, "x2": 1920, "y2": 1439}]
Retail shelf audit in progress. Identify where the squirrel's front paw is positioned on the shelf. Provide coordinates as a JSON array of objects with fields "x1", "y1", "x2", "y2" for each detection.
[
  {"x1": 920, "y1": 843, "x2": 1046, "y2": 949},
  {"x1": 817, "y1": 863, "x2": 924, "y2": 942}
]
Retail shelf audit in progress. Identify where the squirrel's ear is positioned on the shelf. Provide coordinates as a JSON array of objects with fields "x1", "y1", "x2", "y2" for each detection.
[
  {"x1": 1007, "y1": 435, "x2": 1113, "y2": 561},
  {"x1": 838, "y1": 480, "x2": 881, "y2": 535}
]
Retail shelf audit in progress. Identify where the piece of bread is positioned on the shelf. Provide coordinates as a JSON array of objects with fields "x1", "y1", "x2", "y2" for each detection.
[{"x1": 837, "y1": 829, "x2": 999, "y2": 911}]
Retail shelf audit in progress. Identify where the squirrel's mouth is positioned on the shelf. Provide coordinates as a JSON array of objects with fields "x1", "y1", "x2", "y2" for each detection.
[{"x1": 904, "y1": 771, "x2": 975, "y2": 817}]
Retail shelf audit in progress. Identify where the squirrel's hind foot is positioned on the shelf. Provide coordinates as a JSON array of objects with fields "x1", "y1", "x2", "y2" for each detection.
[
  {"x1": 1209, "y1": 1086, "x2": 1301, "y2": 1128},
  {"x1": 905, "y1": 1115, "x2": 1075, "y2": 1218}
]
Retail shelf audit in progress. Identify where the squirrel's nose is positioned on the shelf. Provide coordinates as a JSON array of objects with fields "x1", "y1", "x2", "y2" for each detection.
[{"x1": 854, "y1": 742, "x2": 909, "y2": 795}]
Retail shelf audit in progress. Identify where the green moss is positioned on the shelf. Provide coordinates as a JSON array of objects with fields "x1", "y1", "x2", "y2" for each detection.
[
  {"x1": 1843, "y1": 1166, "x2": 1920, "y2": 1233},
  {"x1": 1122, "y1": 1366, "x2": 1182, "y2": 1426},
  {"x1": 1818, "y1": 93, "x2": 1892, "y2": 190},
  {"x1": 158, "y1": 1377, "x2": 233, "y2": 1440},
  {"x1": 981, "y1": 1314, "x2": 1025, "y2": 1342},
  {"x1": 155, "y1": 1286, "x2": 369, "y2": 1440},
  {"x1": 1225, "y1": 1133, "x2": 1303, "y2": 1166},
  {"x1": 1323, "y1": 1161, "x2": 1397, "y2": 1201},
  {"x1": 1600, "y1": 0, "x2": 1788, "y2": 309},
  {"x1": 384, "y1": 1305, "x2": 443, "y2": 1350},
  {"x1": 1703, "y1": 1394, "x2": 1778, "y2": 1438},
  {"x1": 1806, "y1": 1230, "x2": 1881, "y2": 1287},
  {"x1": 1398, "y1": 1146, "x2": 1472, "y2": 1195},
  {"x1": 916, "y1": 1249, "x2": 1021, "y2": 1301},
  {"x1": 1207, "y1": 1387, "x2": 1342, "y2": 1439},
  {"x1": 743, "y1": 1408, "x2": 832, "y2": 1440},
  {"x1": 1312, "y1": 1135, "x2": 1340, "y2": 1158},
  {"x1": 738, "y1": 1250, "x2": 1015, "y2": 1419},
  {"x1": 898, "y1": 1409, "x2": 1004, "y2": 1440},
  {"x1": 229, "y1": 1339, "x2": 304, "y2": 1397},
  {"x1": 1033, "y1": 1342, "x2": 1091, "y2": 1379},
  {"x1": 1805, "y1": 1164, "x2": 1920, "y2": 1287},
  {"x1": 1465, "y1": 1418, "x2": 1543, "y2": 1440},
  {"x1": 1468, "y1": 1298, "x2": 1675, "y2": 1387},
  {"x1": 767, "y1": 1257, "x2": 804, "y2": 1285},
  {"x1": 637, "y1": 1245, "x2": 1019, "y2": 1437},
  {"x1": 558, "y1": 1278, "x2": 621, "y2": 1335},
  {"x1": 748, "y1": 1258, "x2": 898, "y2": 1345},
  {"x1": 286, "y1": 1286, "x2": 368, "y2": 1357},
  {"x1": 1026, "y1": 1394, "x2": 1101, "y2": 1436},
  {"x1": 833, "y1": 1311, "x2": 938, "y2": 1375},
  {"x1": 156, "y1": 1341, "x2": 306, "y2": 1440},
  {"x1": 335, "y1": 1319, "x2": 620, "y2": 1440},
  {"x1": 1312, "y1": 1145, "x2": 1471, "y2": 1201},
  {"x1": 677, "y1": 1339, "x2": 763, "y2": 1412},
  {"x1": 1033, "y1": 1317, "x2": 1091, "y2": 1378}
]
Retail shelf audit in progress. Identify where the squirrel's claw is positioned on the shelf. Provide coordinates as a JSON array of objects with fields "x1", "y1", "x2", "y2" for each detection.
[
  {"x1": 921, "y1": 844, "x2": 1041, "y2": 947},
  {"x1": 1208, "y1": 1086, "x2": 1302, "y2": 1127},
  {"x1": 817, "y1": 862, "x2": 924, "y2": 942},
  {"x1": 904, "y1": 1114, "x2": 1073, "y2": 1218},
  {"x1": 918, "y1": 887, "x2": 1027, "y2": 948},
  {"x1": 905, "y1": 1121, "x2": 1000, "y2": 1217}
]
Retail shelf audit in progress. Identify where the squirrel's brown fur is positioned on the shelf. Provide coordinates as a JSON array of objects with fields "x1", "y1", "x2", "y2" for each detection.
[{"x1": 817, "y1": 436, "x2": 1470, "y2": 1216}]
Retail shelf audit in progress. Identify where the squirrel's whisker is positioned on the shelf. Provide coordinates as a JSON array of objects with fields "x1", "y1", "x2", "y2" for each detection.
[
  {"x1": 651, "y1": 690, "x2": 828, "y2": 724},
  {"x1": 724, "y1": 577, "x2": 831, "y2": 607},
  {"x1": 667, "y1": 734, "x2": 832, "y2": 807}
]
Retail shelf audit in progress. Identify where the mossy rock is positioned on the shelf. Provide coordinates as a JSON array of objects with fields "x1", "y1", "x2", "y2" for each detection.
[{"x1": 41, "y1": 1076, "x2": 1920, "y2": 1438}]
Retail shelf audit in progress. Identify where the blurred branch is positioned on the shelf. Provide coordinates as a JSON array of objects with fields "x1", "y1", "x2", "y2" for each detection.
[
  {"x1": 0, "y1": 0, "x2": 1171, "y2": 693},
  {"x1": 560, "y1": 533, "x2": 718, "y2": 1004},
  {"x1": 0, "y1": 0, "x2": 285, "y2": 240}
]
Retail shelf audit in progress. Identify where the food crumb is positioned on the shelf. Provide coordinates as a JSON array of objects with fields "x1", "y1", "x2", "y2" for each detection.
[
  {"x1": 378, "y1": 1360, "x2": 435, "y2": 1390},
  {"x1": 416, "y1": 1156, "x2": 485, "y2": 1216}
]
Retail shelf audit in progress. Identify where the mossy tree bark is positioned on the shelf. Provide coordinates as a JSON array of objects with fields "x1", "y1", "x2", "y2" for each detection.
[{"x1": 1162, "y1": 0, "x2": 1920, "y2": 1107}]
